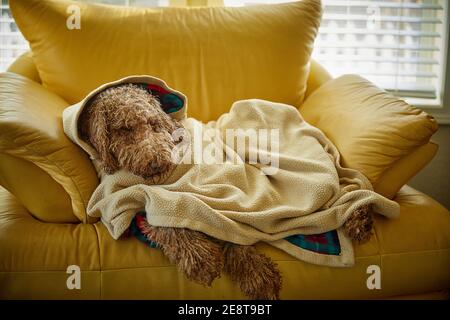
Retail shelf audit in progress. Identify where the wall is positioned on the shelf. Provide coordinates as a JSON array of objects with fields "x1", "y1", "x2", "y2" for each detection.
[{"x1": 409, "y1": 125, "x2": 450, "y2": 209}]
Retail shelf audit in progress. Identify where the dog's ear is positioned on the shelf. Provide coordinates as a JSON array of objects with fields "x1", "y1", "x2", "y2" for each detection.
[{"x1": 86, "y1": 103, "x2": 119, "y2": 175}]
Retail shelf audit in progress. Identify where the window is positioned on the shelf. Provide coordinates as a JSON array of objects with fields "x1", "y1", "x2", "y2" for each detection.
[
  {"x1": 225, "y1": 0, "x2": 448, "y2": 106},
  {"x1": 314, "y1": 0, "x2": 447, "y2": 107},
  {"x1": 0, "y1": 0, "x2": 29, "y2": 71},
  {"x1": 1, "y1": 0, "x2": 448, "y2": 112}
]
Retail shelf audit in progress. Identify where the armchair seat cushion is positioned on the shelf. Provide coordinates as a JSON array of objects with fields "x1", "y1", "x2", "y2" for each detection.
[{"x1": 1, "y1": 185, "x2": 448, "y2": 299}]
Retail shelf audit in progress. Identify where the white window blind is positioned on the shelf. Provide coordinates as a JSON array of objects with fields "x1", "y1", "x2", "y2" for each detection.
[
  {"x1": 1, "y1": 0, "x2": 447, "y2": 102},
  {"x1": 0, "y1": 0, "x2": 29, "y2": 72},
  {"x1": 226, "y1": 0, "x2": 447, "y2": 102},
  {"x1": 315, "y1": 0, "x2": 447, "y2": 101}
]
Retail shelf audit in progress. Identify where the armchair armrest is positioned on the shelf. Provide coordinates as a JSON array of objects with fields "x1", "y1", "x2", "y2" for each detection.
[
  {"x1": 0, "y1": 72, "x2": 98, "y2": 223},
  {"x1": 300, "y1": 74, "x2": 438, "y2": 199},
  {"x1": 6, "y1": 51, "x2": 41, "y2": 84},
  {"x1": 305, "y1": 59, "x2": 333, "y2": 99}
]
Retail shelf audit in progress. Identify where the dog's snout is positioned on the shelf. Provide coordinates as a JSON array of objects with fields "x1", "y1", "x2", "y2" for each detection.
[{"x1": 151, "y1": 162, "x2": 159, "y2": 169}]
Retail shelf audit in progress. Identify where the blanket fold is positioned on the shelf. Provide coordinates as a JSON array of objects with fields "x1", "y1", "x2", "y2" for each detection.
[{"x1": 63, "y1": 75, "x2": 399, "y2": 267}]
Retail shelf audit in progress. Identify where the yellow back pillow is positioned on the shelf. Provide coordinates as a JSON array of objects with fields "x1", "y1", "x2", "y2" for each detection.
[{"x1": 10, "y1": 0, "x2": 322, "y2": 122}]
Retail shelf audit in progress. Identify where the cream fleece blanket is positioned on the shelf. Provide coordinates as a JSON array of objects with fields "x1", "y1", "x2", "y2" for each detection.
[{"x1": 63, "y1": 75, "x2": 399, "y2": 267}]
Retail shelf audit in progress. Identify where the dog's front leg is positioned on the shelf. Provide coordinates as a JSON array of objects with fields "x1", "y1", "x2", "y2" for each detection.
[
  {"x1": 140, "y1": 223, "x2": 224, "y2": 286},
  {"x1": 223, "y1": 244, "x2": 282, "y2": 300}
]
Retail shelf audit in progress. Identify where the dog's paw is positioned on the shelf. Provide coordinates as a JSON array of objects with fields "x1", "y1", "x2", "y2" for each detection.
[
  {"x1": 224, "y1": 245, "x2": 282, "y2": 300},
  {"x1": 157, "y1": 228, "x2": 223, "y2": 287},
  {"x1": 344, "y1": 204, "x2": 374, "y2": 243},
  {"x1": 175, "y1": 233, "x2": 224, "y2": 286},
  {"x1": 136, "y1": 219, "x2": 223, "y2": 286}
]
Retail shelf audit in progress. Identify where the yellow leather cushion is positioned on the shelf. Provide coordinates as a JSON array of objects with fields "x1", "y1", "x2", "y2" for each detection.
[
  {"x1": 10, "y1": 0, "x2": 322, "y2": 122},
  {"x1": 300, "y1": 75, "x2": 438, "y2": 199},
  {"x1": 6, "y1": 52, "x2": 41, "y2": 84},
  {"x1": 374, "y1": 142, "x2": 438, "y2": 199},
  {"x1": 0, "y1": 72, "x2": 99, "y2": 223},
  {"x1": 0, "y1": 153, "x2": 77, "y2": 223}
]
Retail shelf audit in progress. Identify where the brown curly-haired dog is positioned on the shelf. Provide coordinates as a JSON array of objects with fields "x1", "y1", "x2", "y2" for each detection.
[
  {"x1": 79, "y1": 84, "x2": 282, "y2": 299},
  {"x1": 79, "y1": 83, "x2": 373, "y2": 300}
]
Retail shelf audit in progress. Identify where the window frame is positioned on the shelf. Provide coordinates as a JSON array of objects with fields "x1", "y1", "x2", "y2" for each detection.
[{"x1": 416, "y1": 1, "x2": 450, "y2": 124}]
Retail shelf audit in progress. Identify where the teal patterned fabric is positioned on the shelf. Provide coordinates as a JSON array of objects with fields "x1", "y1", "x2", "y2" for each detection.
[{"x1": 137, "y1": 83, "x2": 184, "y2": 114}]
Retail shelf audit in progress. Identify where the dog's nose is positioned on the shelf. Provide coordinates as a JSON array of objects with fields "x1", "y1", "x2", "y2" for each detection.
[{"x1": 151, "y1": 162, "x2": 159, "y2": 169}]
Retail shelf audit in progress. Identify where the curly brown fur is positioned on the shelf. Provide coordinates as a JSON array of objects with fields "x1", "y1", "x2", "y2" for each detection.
[
  {"x1": 79, "y1": 84, "x2": 182, "y2": 180},
  {"x1": 344, "y1": 204, "x2": 374, "y2": 243},
  {"x1": 139, "y1": 220, "x2": 223, "y2": 286},
  {"x1": 79, "y1": 83, "x2": 282, "y2": 299},
  {"x1": 223, "y1": 244, "x2": 282, "y2": 300}
]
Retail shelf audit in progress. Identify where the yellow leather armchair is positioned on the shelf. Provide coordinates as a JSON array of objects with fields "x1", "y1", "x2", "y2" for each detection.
[{"x1": 0, "y1": 53, "x2": 449, "y2": 300}]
